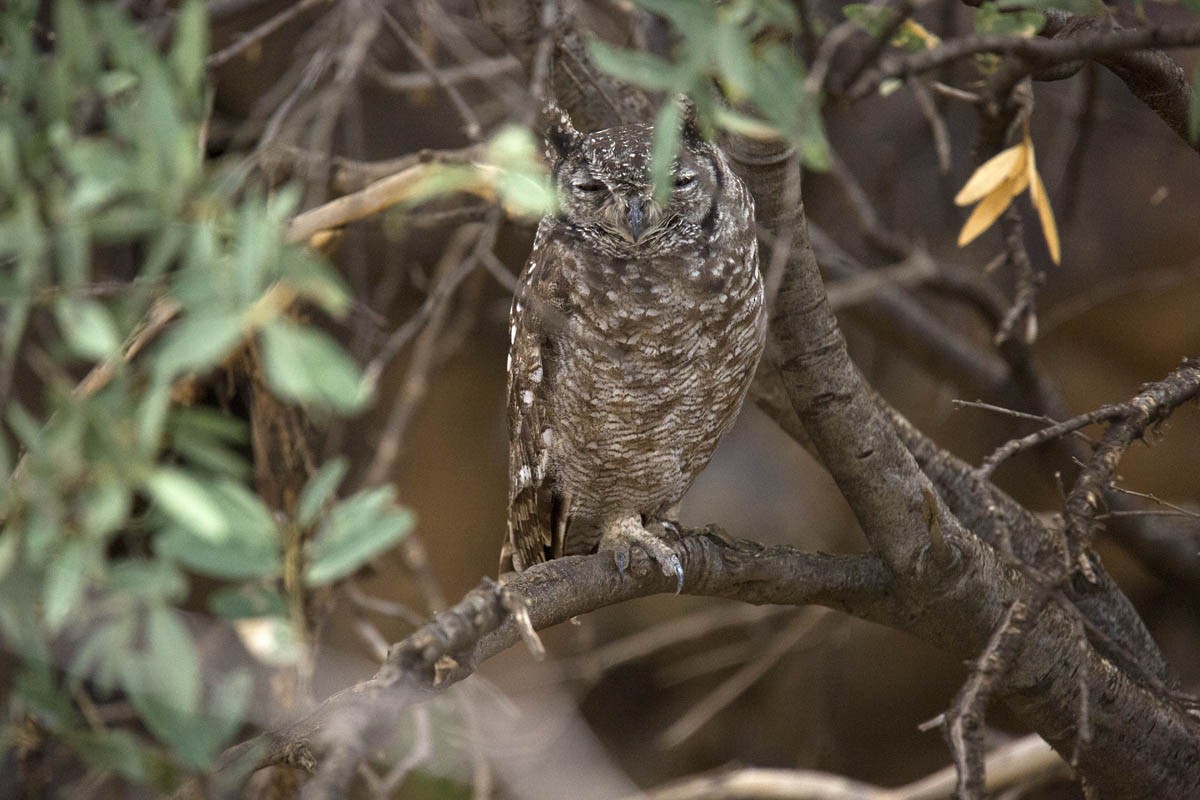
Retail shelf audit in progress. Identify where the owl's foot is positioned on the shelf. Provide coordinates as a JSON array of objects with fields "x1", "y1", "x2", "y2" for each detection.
[{"x1": 601, "y1": 516, "x2": 684, "y2": 594}]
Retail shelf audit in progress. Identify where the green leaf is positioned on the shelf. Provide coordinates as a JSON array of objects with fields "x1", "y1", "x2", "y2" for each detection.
[
  {"x1": 487, "y1": 126, "x2": 556, "y2": 218},
  {"x1": 16, "y1": 666, "x2": 79, "y2": 728},
  {"x1": 97, "y1": 70, "x2": 138, "y2": 98},
  {"x1": 207, "y1": 668, "x2": 253, "y2": 751},
  {"x1": 973, "y1": 2, "x2": 1045, "y2": 36},
  {"x1": 71, "y1": 729, "x2": 147, "y2": 783},
  {"x1": 305, "y1": 488, "x2": 415, "y2": 586},
  {"x1": 55, "y1": 298, "x2": 121, "y2": 361},
  {"x1": 650, "y1": 100, "x2": 681, "y2": 205},
  {"x1": 137, "y1": 378, "x2": 172, "y2": 454},
  {"x1": 170, "y1": 410, "x2": 252, "y2": 479},
  {"x1": 208, "y1": 584, "x2": 287, "y2": 620},
  {"x1": 154, "y1": 311, "x2": 245, "y2": 379},
  {"x1": 6, "y1": 398, "x2": 42, "y2": 451},
  {"x1": 0, "y1": 433, "x2": 12, "y2": 498},
  {"x1": 145, "y1": 468, "x2": 229, "y2": 542},
  {"x1": 44, "y1": 538, "x2": 91, "y2": 634},
  {"x1": 170, "y1": 0, "x2": 208, "y2": 96},
  {"x1": 259, "y1": 321, "x2": 367, "y2": 412},
  {"x1": 279, "y1": 248, "x2": 352, "y2": 318},
  {"x1": 70, "y1": 617, "x2": 135, "y2": 694},
  {"x1": 0, "y1": 127, "x2": 19, "y2": 193},
  {"x1": 170, "y1": 407, "x2": 249, "y2": 444},
  {"x1": 125, "y1": 607, "x2": 209, "y2": 767},
  {"x1": 156, "y1": 526, "x2": 281, "y2": 580},
  {"x1": 843, "y1": 3, "x2": 895, "y2": 36},
  {"x1": 232, "y1": 203, "x2": 280, "y2": 302},
  {"x1": 54, "y1": 219, "x2": 89, "y2": 287},
  {"x1": 587, "y1": 39, "x2": 684, "y2": 92},
  {"x1": 106, "y1": 559, "x2": 188, "y2": 602},
  {"x1": 146, "y1": 607, "x2": 200, "y2": 715},
  {"x1": 81, "y1": 480, "x2": 132, "y2": 538},
  {"x1": 55, "y1": 0, "x2": 99, "y2": 78},
  {"x1": 714, "y1": 20, "x2": 755, "y2": 100},
  {"x1": 0, "y1": 529, "x2": 19, "y2": 583},
  {"x1": 296, "y1": 457, "x2": 348, "y2": 528},
  {"x1": 209, "y1": 479, "x2": 277, "y2": 545}
]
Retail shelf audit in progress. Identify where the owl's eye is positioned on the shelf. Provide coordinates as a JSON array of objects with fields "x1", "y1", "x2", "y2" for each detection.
[
  {"x1": 572, "y1": 180, "x2": 606, "y2": 193},
  {"x1": 674, "y1": 174, "x2": 696, "y2": 188}
]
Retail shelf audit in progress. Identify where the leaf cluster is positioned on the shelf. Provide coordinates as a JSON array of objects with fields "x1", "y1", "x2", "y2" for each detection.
[{"x1": 0, "y1": 2, "x2": 412, "y2": 788}]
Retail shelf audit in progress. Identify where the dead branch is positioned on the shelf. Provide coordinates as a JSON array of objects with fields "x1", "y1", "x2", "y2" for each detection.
[{"x1": 1063, "y1": 359, "x2": 1200, "y2": 558}]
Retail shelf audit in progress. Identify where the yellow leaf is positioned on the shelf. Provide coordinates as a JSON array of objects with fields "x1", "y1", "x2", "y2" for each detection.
[
  {"x1": 956, "y1": 172, "x2": 1030, "y2": 247},
  {"x1": 899, "y1": 19, "x2": 941, "y2": 49},
  {"x1": 1026, "y1": 138, "x2": 1061, "y2": 265},
  {"x1": 954, "y1": 143, "x2": 1028, "y2": 206}
]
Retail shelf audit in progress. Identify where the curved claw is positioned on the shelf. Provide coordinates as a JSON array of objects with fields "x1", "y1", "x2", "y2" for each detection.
[{"x1": 664, "y1": 554, "x2": 684, "y2": 594}]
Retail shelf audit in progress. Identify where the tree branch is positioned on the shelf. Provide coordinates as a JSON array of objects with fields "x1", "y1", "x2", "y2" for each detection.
[{"x1": 206, "y1": 531, "x2": 895, "y2": 799}]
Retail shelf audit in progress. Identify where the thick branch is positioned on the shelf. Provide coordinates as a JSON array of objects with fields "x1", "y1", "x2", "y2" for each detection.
[{"x1": 723, "y1": 128, "x2": 1199, "y2": 796}]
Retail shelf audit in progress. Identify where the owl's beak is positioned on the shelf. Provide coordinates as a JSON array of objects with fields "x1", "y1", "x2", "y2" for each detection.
[{"x1": 626, "y1": 196, "x2": 646, "y2": 242}]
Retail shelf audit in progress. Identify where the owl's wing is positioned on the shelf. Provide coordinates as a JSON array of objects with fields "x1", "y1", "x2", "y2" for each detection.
[{"x1": 501, "y1": 231, "x2": 568, "y2": 574}]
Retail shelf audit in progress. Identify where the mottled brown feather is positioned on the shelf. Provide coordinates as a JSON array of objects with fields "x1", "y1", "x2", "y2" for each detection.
[{"x1": 502, "y1": 104, "x2": 765, "y2": 575}]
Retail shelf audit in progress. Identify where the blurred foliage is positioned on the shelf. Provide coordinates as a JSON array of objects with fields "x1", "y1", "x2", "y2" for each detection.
[
  {"x1": 0, "y1": 0, "x2": 411, "y2": 788},
  {"x1": 588, "y1": 0, "x2": 831, "y2": 196},
  {"x1": 403, "y1": 124, "x2": 556, "y2": 219}
]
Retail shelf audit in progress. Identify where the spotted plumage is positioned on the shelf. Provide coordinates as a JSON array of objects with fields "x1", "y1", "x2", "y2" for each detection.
[{"x1": 501, "y1": 101, "x2": 766, "y2": 589}]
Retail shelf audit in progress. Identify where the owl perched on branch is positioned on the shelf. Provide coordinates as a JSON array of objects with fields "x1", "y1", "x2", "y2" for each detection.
[{"x1": 501, "y1": 100, "x2": 766, "y2": 591}]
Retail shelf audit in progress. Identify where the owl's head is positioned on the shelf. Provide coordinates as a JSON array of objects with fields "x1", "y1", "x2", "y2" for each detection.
[{"x1": 542, "y1": 100, "x2": 723, "y2": 253}]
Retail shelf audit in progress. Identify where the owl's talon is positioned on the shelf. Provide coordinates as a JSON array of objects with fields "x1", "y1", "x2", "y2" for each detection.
[
  {"x1": 599, "y1": 517, "x2": 684, "y2": 593},
  {"x1": 666, "y1": 555, "x2": 684, "y2": 594}
]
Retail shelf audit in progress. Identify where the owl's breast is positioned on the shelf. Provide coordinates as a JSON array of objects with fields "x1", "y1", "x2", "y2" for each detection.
[{"x1": 544, "y1": 242, "x2": 765, "y2": 518}]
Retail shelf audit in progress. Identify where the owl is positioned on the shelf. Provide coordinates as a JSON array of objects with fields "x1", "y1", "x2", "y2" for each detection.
[{"x1": 501, "y1": 101, "x2": 766, "y2": 591}]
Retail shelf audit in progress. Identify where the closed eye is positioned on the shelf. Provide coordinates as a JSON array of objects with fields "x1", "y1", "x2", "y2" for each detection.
[{"x1": 573, "y1": 180, "x2": 606, "y2": 193}]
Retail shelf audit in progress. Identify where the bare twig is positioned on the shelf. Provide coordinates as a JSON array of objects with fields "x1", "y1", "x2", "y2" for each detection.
[
  {"x1": 359, "y1": 214, "x2": 502, "y2": 486},
  {"x1": 638, "y1": 734, "x2": 1066, "y2": 799},
  {"x1": 657, "y1": 609, "x2": 831, "y2": 748},
  {"x1": 367, "y1": 55, "x2": 521, "y2": 92},
  {"x1": 847, "y1": 22, "x2": 1200, "y2": 102},
  {"x1": 944, "y1": 595, "x2": 1044, "y2": 800},
  {"x1": 378, "y1": 5, "x2": 483, "y2": 140},
  {"x1": 284, "y1": 145, "x2": 485, "y2": 244},
  {"x1": 977, "y1": 405, "x2": 1123, "y2": 478},
  {"x1": 206, "y1": 0, "x2": 332, "y2": 69},
  {"x1": 1063, "y1": 359, "x2": 1200, "y2": 560},
  {"x1": 557, "y1": 604, "x2": 789, "y2": 683}
]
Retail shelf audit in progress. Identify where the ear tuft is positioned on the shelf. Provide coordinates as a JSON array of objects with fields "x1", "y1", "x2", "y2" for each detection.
[{"x1": 541, "y1": 103, "x2": 583, "y2": 161}]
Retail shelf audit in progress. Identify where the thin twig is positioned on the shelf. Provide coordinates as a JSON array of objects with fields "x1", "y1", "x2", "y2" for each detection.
[
  {"x1": 977, "y1": 405, "x2": 1124, "y2": 478},
  {"x1": 367, "y1": 55, "x2": 521, "y2": 92},
  {"x1": 638, "y1": 734, "x2": 1066, "y2": 800},
  {"x1": 206, "y1": 0, "x2": 332, "y2": 69},
  {"x1": 378, "y1": 3, "x2": 483, "y2": 140},
  {"x1": 656, "y1": 609, "x2": 830, "y2": 749}
]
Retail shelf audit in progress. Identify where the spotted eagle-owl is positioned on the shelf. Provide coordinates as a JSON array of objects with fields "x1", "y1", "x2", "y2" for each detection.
[{"x1": 501, "y1": 101, "x2": 766, "y2": 591}]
